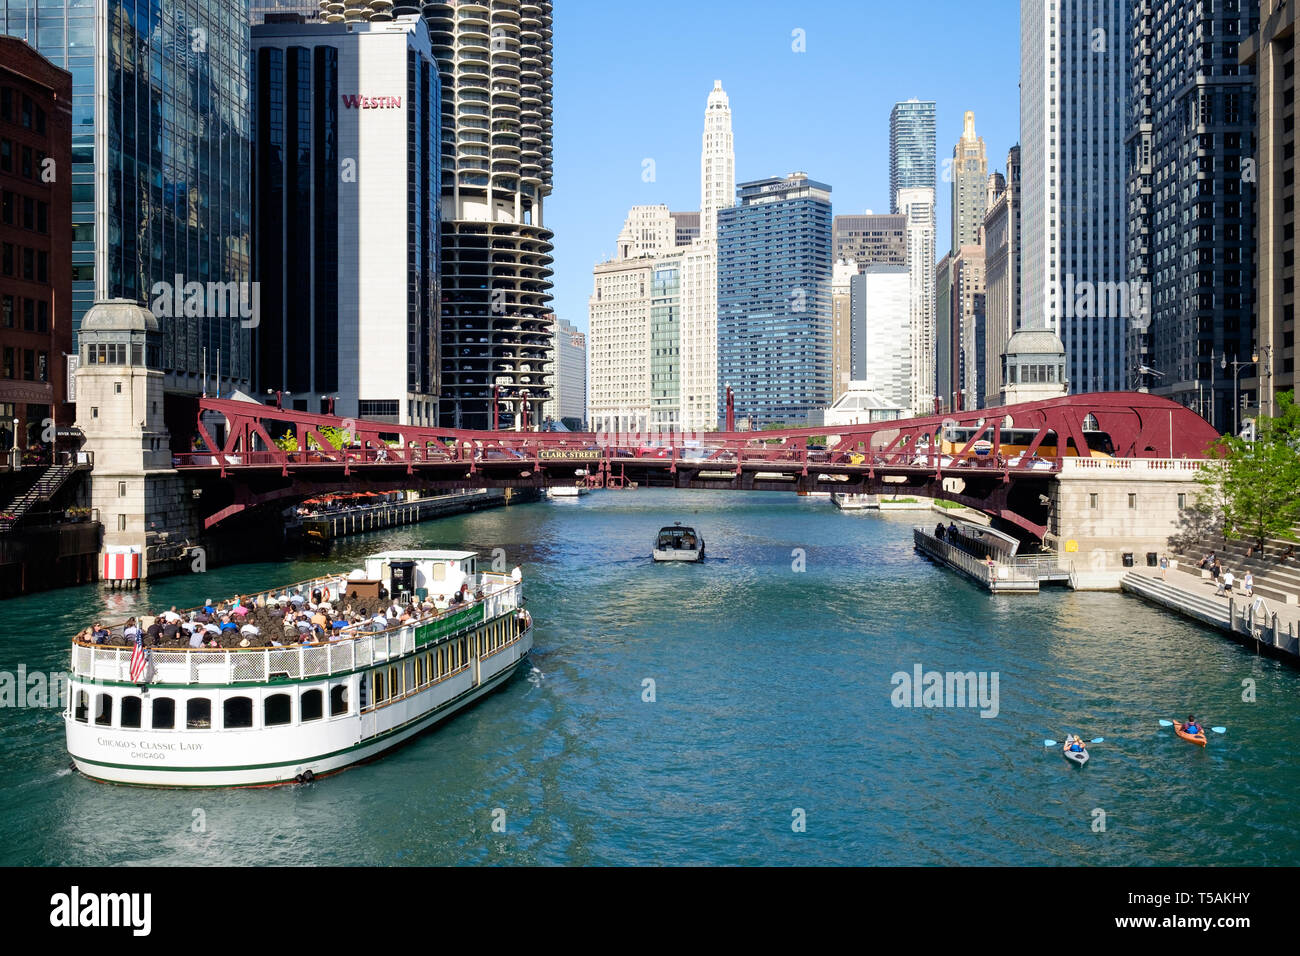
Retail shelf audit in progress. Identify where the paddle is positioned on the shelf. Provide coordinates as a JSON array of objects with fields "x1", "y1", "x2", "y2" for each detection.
[
  {"x1": 1160, "y1": 719, "x2": 1224, "y2": 735},
  {"x1": 1043, "y1": 736, "x2": 1104, "y2": 747}
]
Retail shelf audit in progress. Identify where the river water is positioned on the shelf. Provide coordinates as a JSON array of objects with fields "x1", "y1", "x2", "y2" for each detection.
[{"x1": 1, "y1": 490, "x2": 1297, "y2": 865}]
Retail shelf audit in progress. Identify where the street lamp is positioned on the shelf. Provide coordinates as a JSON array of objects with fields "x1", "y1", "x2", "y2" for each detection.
[
  {"x1": 10, "y1": 417, "x2": 19, "y2": 470},
  {"x1": 1221, "y1": 351, "x2": 1258, "y2": 439}
]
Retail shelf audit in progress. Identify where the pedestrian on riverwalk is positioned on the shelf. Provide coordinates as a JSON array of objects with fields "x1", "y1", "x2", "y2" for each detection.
[
  {"x1": 1160, "y1": 555, "x2": 1169, "y2": 581},
  {"x1": 1243, "y1": 571, "x2": 1254, "y2": 597}
]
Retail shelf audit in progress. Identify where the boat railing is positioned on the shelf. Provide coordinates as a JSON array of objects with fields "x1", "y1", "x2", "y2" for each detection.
[{"x1": 71, "y1": 576, "x2": 522, "y2": 685}]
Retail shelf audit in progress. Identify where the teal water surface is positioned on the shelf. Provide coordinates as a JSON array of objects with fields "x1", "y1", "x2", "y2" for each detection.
[{"x1": 1, "y1": 491, "x2": 1297, "y2": 865}]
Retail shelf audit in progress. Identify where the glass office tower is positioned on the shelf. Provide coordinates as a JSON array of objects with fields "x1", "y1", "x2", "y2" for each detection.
[{"x1": 2, "y1": 0, "x2": 251, "y2": 392}]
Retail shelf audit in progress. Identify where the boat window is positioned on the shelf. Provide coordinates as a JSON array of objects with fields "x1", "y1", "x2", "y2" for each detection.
[
  {"x1": 300, "y1": 690, "x2": 323, "y2": 722},
  {"x1": 94, "y1": 693, "x2": 112, "y2": 726},
  {"x1": 374, "y1": 669, "x2": 388, "y2": 704},
  {"x1": 74, "y1": 689, "x2": 88, "y2": 722},
  {"x1": 415, "y1": 654, "x2": 425, "y2": 686},
  {"x1": 390, "y1": 665, "x2": 401, "y2": 697},
  {"x1": 404, "y1": 661, "x2": 414, "y2": 693},
  {"x1": 120, "y1": 695, "x2": 142, "y2": 729},
  {"x1": 152, "y1": 697, "x2": 175, "y2": 729},
  {"x1": 187, "y1": 698, "x2": 212, "y2": 729},
  {"x1": 459, "y1": 638, "x2": 467, "y2": 667},
  {"x1": 330, "y1": 684, "x2": 348, "y2": 716},
  {"x1": 224, "y1": 697, "x2": 254, "y2": 729},
  {"x1": 437, "y1": 647, "x2": 446, "y2": 677},
  {"x1": 265, "y1": 693, "x2": 292, "y2": 727}
]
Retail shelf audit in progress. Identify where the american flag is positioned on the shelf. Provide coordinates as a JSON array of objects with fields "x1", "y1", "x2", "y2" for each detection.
[{"x1": 130, "y1": 633, "x2": 151, "y2": 684}]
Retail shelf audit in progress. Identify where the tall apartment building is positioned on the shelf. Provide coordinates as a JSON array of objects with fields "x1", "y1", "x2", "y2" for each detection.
[
  {"x1": 950, "y1": 111, "x2": 988, "y2": 250},
  {"x1": 717, "y1": 173, "x2": 833, "y2": 427},
  {"x1": 1242, "y1": 0, "x2": 1299, "y2": 416},
  {"x1": 898, "y1": 186, "x2": 937, "y2": 414},
  {"x1": 890, "y1": 99, "x2": 937, "y2": 214},
  {"x1": 1021, "y1": 0, "x2": 1128, "y2": 393},
  {"x1": 251, "y1": 16, "x2": 441, "y2": 425},
  {"x1": 0, "y1": 37, "x2": 73, "y2": 448},
  {"x1": 849, "y1": 265, "x2": 912, "y2": 412},
  {"x1": 832, "y1": 213, "x2": 908, "y2": 266},
  {"x1": 1128, "y1": 0, "x2": 1258, "y2": 429},
  {"x1": 334, "y1": 1, "x2": 555, "y2": 430},
  {"x1": 983, "y1": 146, "x2": 1022, "y2": 407},
  {"x1": 2, "y1": 0, "x2": 253, "y2": 397}
]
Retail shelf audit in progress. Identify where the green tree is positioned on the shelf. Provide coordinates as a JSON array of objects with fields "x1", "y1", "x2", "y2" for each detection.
[{"x1": 1201, "y1": 391, "x2": 1300, "y2": 551}]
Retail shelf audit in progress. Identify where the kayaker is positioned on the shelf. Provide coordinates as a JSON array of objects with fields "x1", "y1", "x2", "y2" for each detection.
[
  {"x1": 1184, "y1": 715, "x2": 1202, "y2": 736},
  {"x1": 1067, "y1": 735, "x2": 1086, "y2": 753}
]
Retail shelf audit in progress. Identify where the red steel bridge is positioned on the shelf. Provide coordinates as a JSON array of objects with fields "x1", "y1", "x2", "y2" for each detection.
[{"x1": 177, "y1": 392, "x2": 1220, "y2": 539}]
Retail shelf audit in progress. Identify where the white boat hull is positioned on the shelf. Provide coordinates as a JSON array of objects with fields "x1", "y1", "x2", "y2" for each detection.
[
  {"x1": 832, "y1": 493, "x2": 877, "y2": 510},
  {"x1": 66, "y1": 629, "x2": 532, "y2": 788},
  {"x1": 652, "y1": 549, "x2": 703, "y2": 562}
]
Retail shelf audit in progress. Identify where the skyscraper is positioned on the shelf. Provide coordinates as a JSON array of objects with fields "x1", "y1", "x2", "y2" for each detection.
[
  {"x1": 983, "y1": 146, "x2": 1022, "y2": 407},
  {"x1": 334, "y1": 1, "x2": 555, "y2": 430},
  {"x1": 1242, "y1": 0, "x2": 1298, "y2": 418},
  {"x1": 831, "y1": 260, "x2": 858, "y2": 402},
  {"x1": 588, "y1": 81, "x2": 733, "y2": 436},
  {"x1": 1128, "y1": 0, "x2": 1258, "y2": 428},
  {"x1": 2, "y1": 0, "x2": 253, "y2": 396},
  {"x1": 890, "y1": 99, "x2": 936, "y2": 214},
  {"x1": 897, "y1": 186, "x2": 937, "y2": 415},
  {"x1": 542, "y1": 317, "x2": 586, "y2": 429},
  {"x1": 700, "y1": 80, "x2": 734, "y2": 242},
  {"x1": 1021, "y1": 0, "x2": 1128, "y2": 394},
  {"x1": 950, "y1": 111, "x2": 988, "y2": 250},
  {"x1": 717, "y1": 173, "x2": 833, "y2": 427},
  {"x1": 251, "y1": 16, "x2": 441, "y2": 425}
]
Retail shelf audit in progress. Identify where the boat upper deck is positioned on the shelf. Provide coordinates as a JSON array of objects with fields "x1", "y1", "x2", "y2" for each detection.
[{"x1": 70, "y1": 569, "x2": 523, "y2": 686}]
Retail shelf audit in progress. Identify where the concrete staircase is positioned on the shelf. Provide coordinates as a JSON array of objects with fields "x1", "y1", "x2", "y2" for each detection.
[
  {"x1": 1122, "y1": 572, "x2": 1232, "y2": 630},
  {"x1": 0, "y1": 464, "x2": 78, "y2": 533},
  {"x1": 1170, "y1": 527, "x2": 1300, "y2": 606}
]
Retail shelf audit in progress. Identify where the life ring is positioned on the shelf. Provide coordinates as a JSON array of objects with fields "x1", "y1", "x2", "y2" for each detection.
[{"x1": 321, "y1": 587, "x2": 332, "y2": 603}]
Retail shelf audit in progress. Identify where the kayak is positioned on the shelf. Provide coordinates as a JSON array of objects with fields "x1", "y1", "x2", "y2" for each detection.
[
  {"x1": 1173, "y1": 721, "x2": 1207, "y2": 747},
  {"x1": 1062, "y1": 743, "x2": 1089, "y2": 766}
]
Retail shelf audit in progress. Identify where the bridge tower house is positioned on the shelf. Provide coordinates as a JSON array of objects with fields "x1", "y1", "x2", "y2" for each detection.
[{"x1": 74, "y1": 300, "x2": 193, "y2": 577}]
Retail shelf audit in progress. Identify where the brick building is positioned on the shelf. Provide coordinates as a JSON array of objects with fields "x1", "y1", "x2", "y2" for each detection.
[{"x1": 0, "y1": 36, "x2": 72, "y2": 457}]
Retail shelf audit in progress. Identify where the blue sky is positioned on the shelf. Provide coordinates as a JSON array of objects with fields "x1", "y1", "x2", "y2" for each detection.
[{"x1": 549, "y1": 0, "x2": 1022, "y2": 333}]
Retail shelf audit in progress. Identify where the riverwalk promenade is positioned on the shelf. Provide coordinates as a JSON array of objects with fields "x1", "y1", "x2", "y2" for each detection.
[{"x1": 1122, "y1": 568, "x2": 1300, "y2": 663}]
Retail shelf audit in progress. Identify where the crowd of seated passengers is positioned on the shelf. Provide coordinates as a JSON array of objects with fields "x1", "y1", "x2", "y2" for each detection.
[{"x1": 77, "y1": 581, "x2": 490, "y2": 651}]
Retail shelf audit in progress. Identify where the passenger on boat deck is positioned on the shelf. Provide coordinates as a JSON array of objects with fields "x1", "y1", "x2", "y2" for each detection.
[
  {"x1": 240, "y1": 623, "x2": 260, "y2": 637},
  {"x1": 311, "y1": 608, "x2": 329, "y2": 631},
  {"x1": 163, "y1": 607, "x2": 182, "y2": 624},
  {"x1": 123, "y1": 618, "x2": 141, "y2": 642},
  {"x1": 189, "y1": 628, "x2": 205, "y2": 648},
  {"x1": 232, "y1": 603, "x2": 249, "y2": 618},
  {"x1": 203, "y1": 599, "x2": 215, "y2": 615},
  {"x1": 146, "y1": 618, "x2": 165, "y2": 645},
  {"x1": 92, "y1": 623, "x2": 110, "y2": 644},
  {"x1": 291, "y1": 591, "x2": 306, "y2": 607},
  {"x1": 218, "y1": 617, "x2": 238, "y2": 633}
]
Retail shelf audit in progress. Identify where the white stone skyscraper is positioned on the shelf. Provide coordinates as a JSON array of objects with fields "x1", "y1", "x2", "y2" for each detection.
[
  {"x1": 898, "y1": 187, "x2": 937, "y2": 416},
  {"x1": 700, "y1": 80, "x2": 735, "y2": 242}
]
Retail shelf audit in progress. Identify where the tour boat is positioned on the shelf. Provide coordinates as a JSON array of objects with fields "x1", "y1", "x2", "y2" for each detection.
[
  {"x1": 546, "y1": 486, "x2": 586, "y2": 498},
  {"x1": 653, "y1": 523, "x2": 704, "y2": 562},
  {"x1": 64, "y1": 550, "x2": 532, "y2": 788},
  {"x1": 832, "y1": 493, "x2": 877, "y2": 511}
]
